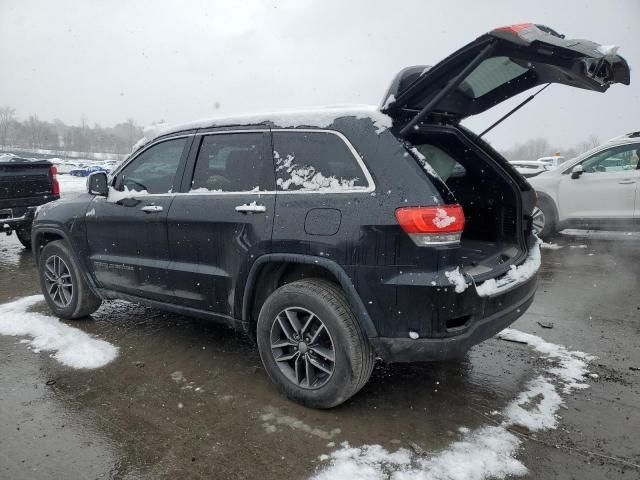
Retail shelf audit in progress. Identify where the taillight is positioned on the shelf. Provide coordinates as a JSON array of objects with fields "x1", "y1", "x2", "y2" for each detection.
[
  {"x1": 395, "y1": 205, "x2": 465, "y2": 246},
  {"x1": 50, "y1": 165, "x2": 60, "y2": 196}
]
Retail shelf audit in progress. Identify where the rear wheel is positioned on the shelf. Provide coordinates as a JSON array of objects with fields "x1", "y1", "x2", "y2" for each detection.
[
  {"x1": 532, "y1": 199, "x2": 556, "y2": 240},
  {"x1": 15, "y1": 228, "x2": 32, "y2": 249},
  {"x1": 38, "y1": 240, "x2": 102, "y2": 319},
  {"x1": 257, "y1": 279, "x2": 375, "y2": 408}
]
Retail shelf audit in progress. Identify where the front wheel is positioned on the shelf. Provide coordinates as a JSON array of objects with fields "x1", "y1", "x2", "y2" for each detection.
[
  {"x1": 38, "y1": 240, "x2": 102, "y2": 319},
  {"x1": 256, "y1": 279, "x2": 375, "y2": 408}
]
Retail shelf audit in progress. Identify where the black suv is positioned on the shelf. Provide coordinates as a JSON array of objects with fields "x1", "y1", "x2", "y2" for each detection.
[{"x1": 32, "y1": 25, "x2": 629, "y2": 408}]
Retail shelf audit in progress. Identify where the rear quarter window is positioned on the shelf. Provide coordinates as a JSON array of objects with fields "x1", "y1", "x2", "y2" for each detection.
[{"x1": 272, "y1": 131, "x2": 371, "y2": 192}]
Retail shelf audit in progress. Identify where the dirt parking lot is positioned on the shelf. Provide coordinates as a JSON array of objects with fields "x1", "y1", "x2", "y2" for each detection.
[{"x1": 1, "y1": 229, "x2": 639, "y2": 479}]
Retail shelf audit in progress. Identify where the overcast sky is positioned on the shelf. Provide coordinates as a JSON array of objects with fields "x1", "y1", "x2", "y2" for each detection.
[{"x1": 1, "y1": 0, "x2": 638, "y2": 150}]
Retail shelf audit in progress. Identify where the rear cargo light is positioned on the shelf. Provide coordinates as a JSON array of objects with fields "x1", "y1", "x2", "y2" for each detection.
[
  {"x1": 395, "y1": 205, "x2": 465, "y2": 246},
  {"x1": 50, "y1": 165, "x2": 60, "y2": 196}
]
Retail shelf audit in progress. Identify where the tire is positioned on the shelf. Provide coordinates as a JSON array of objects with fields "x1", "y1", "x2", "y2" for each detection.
[
  {"x1": 256, "y1": 278, "x2": 375, "y2": 408},
  {"x1": 15, "y1": 228, "x2": 32, "y2": 250},
  {"x1": 532, "y1": 199, "x2": 557, "y2": 240},
  {"x1": 38, "y1": 240, "x2": 102, "y2": 319}
]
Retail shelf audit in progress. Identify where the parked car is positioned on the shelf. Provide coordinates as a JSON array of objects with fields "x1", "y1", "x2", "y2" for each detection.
[
  {"x1": 509, "y1": 160, "x2": 551, "y2": 178},
  {"x1": 31, "y1": 24, "x2": 629, "y2": 407},
  {"x1": 0, "y1": 156, "x2": 60, "y2": 248},
  {"x1": 536, "y1": 155, "x2": 566, "y2": 169},
  {"x1": 531, "y1": 133, "x2": 640, "y2": 238},
  {"x1": 69, "y1": 165, "x2": 111, "y2": 177}
]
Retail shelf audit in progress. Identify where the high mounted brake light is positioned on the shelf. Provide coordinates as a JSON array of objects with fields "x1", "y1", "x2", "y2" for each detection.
[
  {"x1": 50, "y1": 165, "x2": 60, "y2": 196},
  {"x1": 494, "y1": 23, "x2": 535, "y2": 35},
  {"x1": 395, "y1": 205, "x2": 465, "y2": 246}
]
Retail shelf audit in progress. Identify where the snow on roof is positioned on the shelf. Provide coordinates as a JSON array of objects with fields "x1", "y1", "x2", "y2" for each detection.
[{"x1": 134, "y1": 105, "x2": 393, "y2": 152}]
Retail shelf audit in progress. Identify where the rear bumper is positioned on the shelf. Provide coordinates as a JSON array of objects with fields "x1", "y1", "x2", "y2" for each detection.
[
  {"x1": 0, "y1": 206, "x2": 36, "y2": 232},
  {"x1": 368, "y1": 274, "x2": 537, "y2": 363}
]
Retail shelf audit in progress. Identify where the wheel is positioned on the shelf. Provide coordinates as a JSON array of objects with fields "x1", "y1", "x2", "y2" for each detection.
[
  {"x1": 532, "y1": 199, "x2": 556, "y2": 240},
  {"x1": 256, "y1": 279, "x2": 375, "y2": 408},
  {"x1": 38, "y1": 240, "x2": 102, "y2": 319},
  {"x1": 15, "y1": 228, "x2": 32, "y2": 249}
]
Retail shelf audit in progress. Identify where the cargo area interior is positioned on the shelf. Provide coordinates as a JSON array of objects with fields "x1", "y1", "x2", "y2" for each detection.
[{"x1": 411, "y1": 129, "x2": 523, "y2": 277}]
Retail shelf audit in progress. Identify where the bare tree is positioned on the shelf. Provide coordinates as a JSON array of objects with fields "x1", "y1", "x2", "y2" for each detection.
[{"x1": 0, "y1": 106, "x2": 16, "y2": 147}]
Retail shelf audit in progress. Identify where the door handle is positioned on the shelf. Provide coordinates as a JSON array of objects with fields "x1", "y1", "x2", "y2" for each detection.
[
  {"x1": 235, "y1": 203, "x2": 266, "y2": 213},
  {"x1": 140, "y1": 205, "x2": 163, "y2": 213},
  {"x1": 618, "y1": 180, "x2": 636, "y2": 184}
]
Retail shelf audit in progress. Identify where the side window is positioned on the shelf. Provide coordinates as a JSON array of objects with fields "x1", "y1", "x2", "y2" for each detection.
[
  {"x1": 190, "y1": 133, "x2": 270, "y2": 192},
  {"x1": 580, "y1": 145, "x2": 640, "y2": 174},
  {"x1": 116, "y1": 138, "x2": 187, "y2": 193},
  {"x1": 272, "y1": 131, "x2": 370, "y2": 191}
]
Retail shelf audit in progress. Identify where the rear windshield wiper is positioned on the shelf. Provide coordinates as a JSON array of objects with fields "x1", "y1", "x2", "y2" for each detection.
[{"x1": 478, "y1": 83, "x2": 551, "y2": 138}]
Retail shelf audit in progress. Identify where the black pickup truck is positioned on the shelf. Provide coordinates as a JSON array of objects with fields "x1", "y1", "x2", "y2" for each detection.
[{"x1": 0, "y1": 156, "x2": 60, "y2": 249}]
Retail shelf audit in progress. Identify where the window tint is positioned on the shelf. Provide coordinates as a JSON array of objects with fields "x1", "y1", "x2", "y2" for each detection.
[
  {"x1": 117, "y1": 137, "x2": 187, "y2": 193},
  {"x1": 272, "y1": 131, "x2": 368, "y2": 191},
  {"x1": 580, "y1": 144, "x2": 640, "y2": 173},
  {"x1": 458, "y1": 56, "x2": 529, "y2": 99},
  {"x1": 190, "y1": 133, "x2": 269, "y2": 192}
]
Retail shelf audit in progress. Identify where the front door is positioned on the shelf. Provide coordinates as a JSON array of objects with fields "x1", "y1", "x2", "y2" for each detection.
[
  {"x1": 559, "y1": 144, "x2": 640, "y2": 222},
  {"x1": 166, "y1": 130, "x2": 275, "y2": 321},
  {"x1": 85, "y1": 136, "x2": 191, "y2": 300}
]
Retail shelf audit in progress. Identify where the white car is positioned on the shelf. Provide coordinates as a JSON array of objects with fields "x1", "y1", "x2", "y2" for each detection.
[
  {"x1": 510, "y1": 160, "x2": 550, "y2": 178},
  {"x1": 530, "y1": 132, "x2": 640, "y2": 238},
  {"x1": 536, "y1": 155, "x2": 566, "y2": 169}
]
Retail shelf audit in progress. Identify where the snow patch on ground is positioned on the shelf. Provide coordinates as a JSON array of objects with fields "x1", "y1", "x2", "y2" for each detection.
[
  {"x1": 58, "y1": 174, "x2": 88, "y2": 194},
  {"x1": 260, "y1": 406, "x2": 341, "y2": 440},
  {"x1": 0, "y1": 295, "x2": 118, "y2": 369},
  {"x1": 312, "y1": 329, "x2": 593, "y2": 480},
  {"x1": 475, "y1": 241, "x2": 541, "y2": 297},
  {"x1": 444, "y1": 267, "x2": 469, "y2": 293},
  {"x1": 540, "y1": 241, "x2": 563, "y2": 250}
]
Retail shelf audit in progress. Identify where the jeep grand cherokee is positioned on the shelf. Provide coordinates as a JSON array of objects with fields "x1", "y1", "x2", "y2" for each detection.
[{"x1": 32, "y1": 24, "x2": 629, "y2": 407}]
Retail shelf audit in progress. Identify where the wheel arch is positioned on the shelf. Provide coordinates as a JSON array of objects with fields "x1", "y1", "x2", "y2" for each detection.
[
  {"x1": 241, "y1": 254, "x2": 378, "y2": 340},
  {"x1": 536, "y1": 191, "x2": 559, "y2": 223},
  {"x1": 32, "y1": 227, "x2": 100, "y2": 295}
]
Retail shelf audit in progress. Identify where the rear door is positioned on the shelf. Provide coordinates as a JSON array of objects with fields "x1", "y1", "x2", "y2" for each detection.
[
  {"x1": 382, "y1": 23, "x2": 630, "y2": 129},
  {"x1": 85, "y1": 136, "x2": 191, "y2": 300},
  {"x1": 558, "y1": 143, "x2": 640, "y2": 221},
  {"x1": 166, "y1": 129, "x2": 275, "y2": 321}
]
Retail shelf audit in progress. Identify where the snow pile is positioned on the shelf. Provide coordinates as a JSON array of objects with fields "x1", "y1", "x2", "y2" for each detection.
[
  {"x1": 143, "y1": 105, "x2": 393, "y2": 144},
  {"x1": 475, "y1": 241, "x2": 541, "y2": 297},
  {"x1": 597, "y1": 44, "x2": 619, "y2": 56},
  {"x1": 0, "y1": 295, "x2": 118, "y2": 369},
  {"x1": 107, "y1": 186, "x2": 149, "y2": 202},
  {"x1": 540, "y1": 242, "x2": 562, "y2": 250},
  {"x1": 274, "y1": 151, "x2": 361, "y2": 192},
  {"x1": 444, "y1": 267, "x2": 469, "y2": 293},
  {"x1": 312, "y1": 329, "x2": 594, "y2": 480},
  {"x1": 497, "y1": 329, "x2": 593, "y2": 393},
  {"x1": 433, "y1": 208, "x2": 457, "y2": 229}
]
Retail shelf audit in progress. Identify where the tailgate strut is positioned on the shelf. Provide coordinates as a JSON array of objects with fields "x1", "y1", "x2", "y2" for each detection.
[
  {"x1": 479, "y1": 83, "x2": 551, "y2": 138},
  {"x1": 399, "y1": 41, "x2": 496, "y2": 137}
]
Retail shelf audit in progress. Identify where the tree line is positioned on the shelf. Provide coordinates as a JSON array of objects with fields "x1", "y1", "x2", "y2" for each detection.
[
  {"x1": 500, "y1": 134, "x2": 602, "y2": 161},
  {"x1": 0, "y1": 106, "x2": 146, "y2": 154}
]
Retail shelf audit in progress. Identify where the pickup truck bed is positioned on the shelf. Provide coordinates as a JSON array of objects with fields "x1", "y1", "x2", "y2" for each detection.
[{"x1": 0, "y1": 157, "x2": 60, "y2": 248}]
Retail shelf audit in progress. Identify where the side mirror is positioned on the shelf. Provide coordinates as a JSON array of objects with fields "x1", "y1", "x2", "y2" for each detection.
[
  {"x1": 87, "y1": 171, "x2": 108, "y2": 196},
  {"x1": 570, "y1": 165, "x2": 584, "y2": 179}
]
